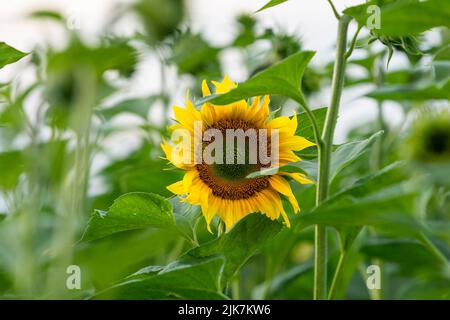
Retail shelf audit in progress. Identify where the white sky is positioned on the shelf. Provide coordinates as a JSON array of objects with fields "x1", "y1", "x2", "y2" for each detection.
[{"x1": 0, "y1": 0, "x2": 405, "y2": 143}]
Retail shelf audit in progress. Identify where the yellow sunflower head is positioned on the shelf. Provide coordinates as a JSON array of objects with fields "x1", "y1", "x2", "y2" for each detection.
[{"x1": 162, "y1": 75, "x2": 314, "y2": 231}]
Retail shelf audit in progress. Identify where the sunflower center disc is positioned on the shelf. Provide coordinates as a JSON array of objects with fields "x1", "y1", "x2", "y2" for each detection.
[{"x1": 197, "y1": 119, "x2": 270, "y2": 200}]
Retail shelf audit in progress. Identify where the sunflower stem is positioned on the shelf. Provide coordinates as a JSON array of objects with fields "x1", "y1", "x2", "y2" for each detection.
[{"x1": 314, "y1": 14, "x2": 351, "y2": 300}]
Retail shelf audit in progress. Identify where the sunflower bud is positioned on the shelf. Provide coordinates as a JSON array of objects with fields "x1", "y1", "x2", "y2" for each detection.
[{"x1": 406, "y1": 109, "x2": 450, "y2": 163}]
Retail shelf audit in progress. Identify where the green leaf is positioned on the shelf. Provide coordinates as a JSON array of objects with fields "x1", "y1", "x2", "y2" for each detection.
[
  {"x1": 434, "y1": 44, "x2": 450, "y2": 61},
  {"x1": 134, "y1": 0, "x2": 184, "y2": 44},
  {"x1": 29, "y1": 10, "x2": 64, "y2": 22},
  {"x1": 329, "y1": 131, "x2": 383, "y2": 181},
  {"x1": 367, "y1": 82, "x2": 450, "y2": 101},
  {"x1": 344, "y1": 0, "x2": 450, "y2": 36},
  {"x1": 81, "y1": 192, "x2": 174, "y2": 242},
  {"x1": 186, "y1": 213, "x2": 282, "y2": 284},
  {"x1": 337, "y1": 227, "x2": 362, "y2": 253},
  {"x1": 361, "y1": 238, "x2": 443, "y2": 268},
  {"x1": 94, "y1": 256, "x2": 228, "y2": 299},
  {"x1": 253, "y1": 262, "x2": 314, "y2": 299},
  {"x1": 247, "y1": 159, "x2": 317, "y2": 180},
  {"x1": 295, "y1": 162, "x2": 422, "y2": 236},
  {"x1": 97, "y1": 96, "x2": 160, "y2": 121},
  {"x1": 198, "y1": 51, "x2": 315, "y2": 106},
  {"x1": 297, "y1": 194, "x2": 420, "y2": 233},
  {"x1": 0, "y1": 42, "x2": 28, "y2": 69},
  {"x1": 75, "y1": 228, "x2": 182, "y2": 289},
  {"x1": 433, "y1": 61, "x2": 450, "y2": 87},
  {"x1": 170, "y1": 199, "x2": 202, "y2": 244},
  {"x1": 0, "y1": 150, "x2": 24, "y2": 191},
  {"x1": 366, "y1": 60, "x2": 450, "y2": 100},
  {"x1": 256, "y1": 0, "x2": 289, "y2": 13},
  {"x1": 248, "y1": 131, "x2": 382, "y2": 182},
  {"x1": 295, "y1": 107, "x2": 327, "y2": 141},
  {"x1": 169, "y1": 32, "x2": 220, "y2": 75},
  {"x1": 400, "y1": 279, "x2": 450, "y2": 299}
]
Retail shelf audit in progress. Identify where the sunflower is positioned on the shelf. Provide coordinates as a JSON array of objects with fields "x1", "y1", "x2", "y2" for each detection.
[{"x1": 162, "y1": 76, "x2": 314, "y2": 231}]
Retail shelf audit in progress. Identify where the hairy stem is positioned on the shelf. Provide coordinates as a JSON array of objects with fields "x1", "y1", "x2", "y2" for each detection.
[{"x1": 314, "y1": 14, "x2": 351, "y2": 300}]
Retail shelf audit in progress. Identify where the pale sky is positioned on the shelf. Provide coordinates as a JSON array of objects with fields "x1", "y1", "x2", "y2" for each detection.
[{"x1": 0, "y1": 0, "x2": 404, "y2": 143}]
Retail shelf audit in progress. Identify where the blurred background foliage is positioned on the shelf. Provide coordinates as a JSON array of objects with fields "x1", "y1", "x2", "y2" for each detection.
[{"x1": 0, "y1": 0, "x2": 449, "y2": 300}]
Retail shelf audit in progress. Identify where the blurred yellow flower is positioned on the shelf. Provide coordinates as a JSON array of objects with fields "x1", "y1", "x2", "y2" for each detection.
[{"x1": 162, "y1": 76, "x2": 314, "y2": 231}]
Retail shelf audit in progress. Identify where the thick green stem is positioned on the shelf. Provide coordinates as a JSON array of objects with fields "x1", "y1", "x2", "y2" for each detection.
[{"x1": 314, "y1": 14, "x2": 351, "y2": 300}]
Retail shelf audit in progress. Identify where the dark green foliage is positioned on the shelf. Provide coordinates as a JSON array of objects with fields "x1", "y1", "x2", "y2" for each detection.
[{"x1": 0, "y1": 0, "x2": 449, "y2": 301}]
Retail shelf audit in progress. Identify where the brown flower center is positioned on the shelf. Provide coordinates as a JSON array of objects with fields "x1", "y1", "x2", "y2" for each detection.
[
  {"x1": 196, "y1": 163, "x2": 269, "y2": 200},
  {"x1": 196, "y1": 118, "x2": 270, "y2": 200}
]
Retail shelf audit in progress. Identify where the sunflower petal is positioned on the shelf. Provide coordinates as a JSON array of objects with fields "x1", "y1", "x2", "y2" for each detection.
[
  {"x1": 282, "y1": 172, "x2": 315, "y2": 185},
  {"x1": 269, "y1": 175, "x2": 299, "y2": 212},
  {"x1": 212, "y1": 75, "x2": 237, "y2": 94},
  {"x1": 202, "y1": 80, "x2": 211, "y2": 96},
  {"x1": 167, "y1": 180, "x2": 185, "y2": 195}
]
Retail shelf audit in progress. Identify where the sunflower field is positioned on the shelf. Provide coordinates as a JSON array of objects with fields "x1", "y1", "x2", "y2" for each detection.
[{"x1": 0, "y1": 0, "x2": 449, "y2": 301}]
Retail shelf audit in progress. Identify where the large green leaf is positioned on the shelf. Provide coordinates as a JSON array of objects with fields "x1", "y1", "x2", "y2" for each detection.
[
  {"x1": 329, "y1": 131, "x2": 383, "y2": 181},
  {"x1": 360, "y1": 238, "x2": 443, "y2": 269},
  {"x1": 169, "y1": 32, "x2": 220, "y2": 75},
  {"x1": 367, "y1": 82, "x2": 450, "y2": 101},
  {"x1": 94, "y1": 256, "x2": 228, "y2": 299},
  {"x1": 0, "y1": 42, "x2": 28, "y2": 69},
  {"x1": 344, "y1": 0, "x2": 450, "y2": 36},
  {"x1": 186, "y1": 213, "x2": 282, "y2": 284},
  {"x1": 399, "y1": 279, "x2": 450, "y2": 299},
  {"x1": 295, "y1": 107, "x2": 327, "y2": 142},
  {"x1": 256, "y1": 0, "x2": 289, "y2": 13},
  {"x1": 249, "y1": 131, "x2": 382, "y2": 182},
  {"x1": 295, "y1": 162, "x2": 422, "y2": 236},
  {"x1": 247, "y1": 158, "x2": 317, "y2": 181},
  {"x1": 170, "y1": 198, "x2": 202, "y2": 244},
  {"x1": 75, "y1": 228, "x2": 182, "y2": 289},
  {"x1": 253, "y1": 262, "x2": 314, "y2": 299},
  {"x1": 0, "y1": 150, "x2": 25, "y2": 190},
  {"x1": 198, "y1": 51, "x2": 315, "y2": 106},
  {"x1": 366, "y1": 59, "x2": 450, "y2": 100},
  {"x1": 81, "y1": 192, "x2": 174, "y2": 242},
  {"x1": 97, "y1": 96, "x2": 160, "y2": 121},
  {"x1": 0, "y1": 150, "x2": 24, "y2": 191},
  {"x1": 297, "y1": 193, "x2": 420, "y2": 232}
]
